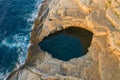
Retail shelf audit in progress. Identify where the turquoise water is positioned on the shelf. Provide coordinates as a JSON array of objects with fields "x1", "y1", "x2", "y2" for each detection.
[
  {"x1": 0, "y1": 0, "x2": 42, "y2": 79},
  {"x1": 39, "y1": 28, "x2": 93, "y2": 61}
]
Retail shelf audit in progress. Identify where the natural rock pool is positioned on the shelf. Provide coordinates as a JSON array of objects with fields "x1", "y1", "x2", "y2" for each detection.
[{"x1": 39, "y1": 27, "x2": 93, "y2": 61}]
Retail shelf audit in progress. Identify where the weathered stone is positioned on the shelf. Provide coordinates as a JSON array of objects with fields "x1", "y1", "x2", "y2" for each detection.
[{"x1": 7, "y1": 0, "x2": 120, "y2": 80}]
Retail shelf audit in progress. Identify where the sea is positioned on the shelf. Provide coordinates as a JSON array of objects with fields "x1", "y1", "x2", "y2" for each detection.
[{"x1": 0, "y1": 0, "x2": 42, "y2": 79}]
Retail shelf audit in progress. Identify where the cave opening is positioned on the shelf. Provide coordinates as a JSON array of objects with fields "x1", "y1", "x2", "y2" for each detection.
[{"x1": 39, "y1": 27, "x2": 93, "y2": 61}]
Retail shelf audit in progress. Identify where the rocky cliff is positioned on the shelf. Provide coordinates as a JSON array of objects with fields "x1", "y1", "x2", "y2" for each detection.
[{"x1": 7, "y1": 0, "x2": 120, "y2": 80}]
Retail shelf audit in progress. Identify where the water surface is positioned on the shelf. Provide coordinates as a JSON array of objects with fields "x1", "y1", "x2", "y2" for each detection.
[
  {"x1": 39, "y1": 27, "x2": 93, "y2": 61},
  {"x1": 0, "y1": 0, "x2": 42, "y2": 79}
]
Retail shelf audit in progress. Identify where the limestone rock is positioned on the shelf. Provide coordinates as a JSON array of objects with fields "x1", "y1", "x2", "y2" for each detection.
[{"x1": 7, "y1": 0, "x2": 120, "y2": 80}]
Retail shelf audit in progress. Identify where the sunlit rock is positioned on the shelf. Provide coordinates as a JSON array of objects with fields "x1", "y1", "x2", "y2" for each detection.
[{"x1": 7, "y1": 0, "x2": 120, "y2": 80}]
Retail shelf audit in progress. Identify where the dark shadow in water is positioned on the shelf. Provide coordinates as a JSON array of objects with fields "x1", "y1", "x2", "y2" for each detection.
[{"x1": 39, "y1": 27, "x2": 93, "y2": 61}]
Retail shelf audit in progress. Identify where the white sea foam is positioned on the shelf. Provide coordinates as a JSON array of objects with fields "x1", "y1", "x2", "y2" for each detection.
[
  {"x1": 27, "y1": 0, "x2": 42, "y2": 29},
  {"x1": 13, "y1": 34, "x2": 29, "y2": 65},
  {"x1": 1, "y1": 34, "x2": 29, "y2": 65},
  {"x1": 17, "y1": 0, "x2": 43, "y2": 66},
  {"x1": 0, "y1": 0, "x2": 43, "y2": 80},
  {"x1": 0, "y1": 70, "x2": 9, "y2": 80},
  {"x1": 0, "y1": 34, "x2": 29, "y2": 80},
  {"x1": 2, "y1": 0, "x2": 43, "y2": 66}
]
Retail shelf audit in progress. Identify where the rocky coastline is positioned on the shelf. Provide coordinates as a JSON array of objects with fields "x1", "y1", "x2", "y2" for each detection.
[{"x1": 7, "y1": 0, "x2": 120, "y2": 80}]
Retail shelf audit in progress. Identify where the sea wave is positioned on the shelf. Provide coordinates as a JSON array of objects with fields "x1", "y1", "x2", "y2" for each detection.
[
  {"x1": 27, "y1": 0, "x2": 42, "y2": 26},
  {"x1": 0, "y1": 0, "x2": 42, "y2": 80},
  {"x1": 0, "y1": 70, "x2": 9, "y2": 80},
  {"x1": 16, "y1": 0, "x2": 43, "y2": 66}
]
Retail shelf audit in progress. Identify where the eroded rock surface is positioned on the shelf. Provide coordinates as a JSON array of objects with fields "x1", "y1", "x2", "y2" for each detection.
[{"x1": 7, "y1": 0, "x2": 120, "y2": 80}]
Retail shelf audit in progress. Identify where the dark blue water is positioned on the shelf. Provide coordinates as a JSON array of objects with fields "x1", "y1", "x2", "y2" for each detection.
[
  {"x1": 0, "y1": 0, "x2": 42, "y2": 79},
  {"x1": 39, "y1": 32, "x2": 85, "y2": 61},
  {"x1": 39, "y1": 27, "x2": 93, "y2": 61}
]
